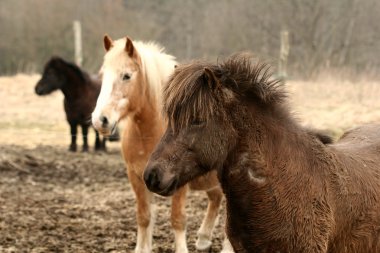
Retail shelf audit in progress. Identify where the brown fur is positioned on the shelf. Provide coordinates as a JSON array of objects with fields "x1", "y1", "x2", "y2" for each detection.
[
  {"x1": 144, "y1": 54, "x2": 380, "y2": 253},
  {"x1": 35, "y1": 56, "x2": 118, "y2": 152}
]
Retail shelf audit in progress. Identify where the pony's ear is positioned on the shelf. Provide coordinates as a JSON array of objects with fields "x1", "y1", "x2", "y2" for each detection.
[
  {"x1": 125, "y1": 37, "x2": 137, "y2": 59},
  {"x1": 104, "y1": 34, "x2": 113, "y2": 51},
  {"x1": 203, "y1": 67, "x2": 220, "y2": 90}
]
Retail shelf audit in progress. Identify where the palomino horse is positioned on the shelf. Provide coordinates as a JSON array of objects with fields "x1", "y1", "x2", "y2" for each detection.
[
  {"x1": 35, "y1": 57, "x2": 118, "y2": 152},
  {"x1": 144, "y1": 54, "x2": 380, "y2": 253},
  {"x1": 91, "y1": 36, "x2": 233, "y2": 253}
]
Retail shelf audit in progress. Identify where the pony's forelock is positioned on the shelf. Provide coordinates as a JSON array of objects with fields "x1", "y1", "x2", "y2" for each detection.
[
  {"x1": 163, "y1": 54, "x2": 286, "y2": 130},
  {"x1": 164, "y1": 61, "x2": 223, "y2": 131}
]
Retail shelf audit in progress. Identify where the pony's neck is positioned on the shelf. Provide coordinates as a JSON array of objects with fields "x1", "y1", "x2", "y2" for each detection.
[
  {"x1": 130, "y1": 73, "x2": 164, "y2": 140},
  {"x1": 223, "y1": 104, "x2": 319, "y2": 184},
  {"x1": 219, "y1": 104, "x2": 330, "y2": 251},
  {"x1": 60, "y1": 66, "x2": 88, "y2": 99}
]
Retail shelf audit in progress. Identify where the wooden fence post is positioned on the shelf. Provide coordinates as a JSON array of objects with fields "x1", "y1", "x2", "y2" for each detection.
[
  {"x1": 73, "y1": 20, "x2": 83, "y2": 67},
  {"x1": 278, "y1": 30, "x2": 289, "y2": 79}
]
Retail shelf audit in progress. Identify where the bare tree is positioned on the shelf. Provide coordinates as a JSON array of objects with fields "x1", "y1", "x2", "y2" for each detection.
[{"x1": 1, "y1": 0, "x2": 380, "y2": 78}]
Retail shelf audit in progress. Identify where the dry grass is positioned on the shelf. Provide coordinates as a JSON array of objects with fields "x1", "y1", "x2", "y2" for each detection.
[
  {"x1": 0, "y1": 74, "x2": 67, "y2": 147},
  {"x1": 1, "y1": 74, "x2": 380, "y2": 144},
  {"x1": 287, "y1": 77, "x2": 380, "y2": 137},
  {"x1": 0, "y1": 74, "x2": 119, "y2": 149}
]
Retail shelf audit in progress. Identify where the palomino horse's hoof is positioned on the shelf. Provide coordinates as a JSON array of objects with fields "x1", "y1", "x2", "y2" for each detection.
[
  {"x1": 220, "y1": 249, "x2": 234, "y2": 253},
  {"x1": 195, "y1": 238, "x2": 212, "y2": 251},
  {"x1": 134, "y1": 248, "x2": 151, "y2": 253}
]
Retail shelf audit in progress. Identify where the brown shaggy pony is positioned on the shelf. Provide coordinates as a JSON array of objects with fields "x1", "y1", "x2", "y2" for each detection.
[{"x1": 144, "y1": 54, "x2": 380, "y2": 253}]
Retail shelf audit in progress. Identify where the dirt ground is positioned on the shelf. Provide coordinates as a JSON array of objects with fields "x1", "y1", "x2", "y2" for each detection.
[
  {"x1": 1, "y1": 74, "x2": 380, "y2": 253},
  {"x1": 0, "y1": 75, "x2": 226, "y2": 253},
  {"x1": 0, "y1": 145, "x2": 227, "y2": 253}
]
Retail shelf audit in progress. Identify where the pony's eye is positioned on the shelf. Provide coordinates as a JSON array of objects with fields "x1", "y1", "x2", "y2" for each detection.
[
  {"x1": 191, "y1": 119, "x2": 204, "y2": 126},
  {"x1": 122, "y1": 73, "x2": 131, "y2": 81}
]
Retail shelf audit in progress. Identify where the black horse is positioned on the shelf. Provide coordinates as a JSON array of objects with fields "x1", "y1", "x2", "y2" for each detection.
[{"x1": 35, "y1": 56, "x2": 119, "y2": 152}]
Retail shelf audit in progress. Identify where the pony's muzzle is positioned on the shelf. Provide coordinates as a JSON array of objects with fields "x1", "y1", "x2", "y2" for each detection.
[
  {"x1": 99, "y1": 115, "x2": 109, "y2": 127},
  {"x1": 144, "y1": 164, "x2": 177, "y2": 196},
  {"x1": 35, "y1": 83, "x2": 46, "y2": 95},
  {"x1": 92, "y1": 114, "x2": 115, "y2": 136}
]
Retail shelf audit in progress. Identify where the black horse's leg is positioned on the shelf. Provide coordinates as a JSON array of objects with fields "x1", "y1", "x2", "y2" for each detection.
[
  {"x1": 102, "y1": 136, "x2": 107, "y2": 151},
  {"x1": 81, "y1": 125, "x2": 89, "y2": 152},
  {"x1": 69, "y1": 122, "x2": 77, "y2": 152},
  {"x1": 95, "y1": 130, "x2": 102, "y2": 151}
]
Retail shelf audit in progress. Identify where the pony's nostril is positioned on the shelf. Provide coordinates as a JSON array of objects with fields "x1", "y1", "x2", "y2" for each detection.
[
  {"x1": 144, "y1": 167, "x2": 161, "y2": 190},
  {"x1": 35, "y1": 86, "x2": 42, "y2": 95},
  {"x1": 100, "y1": 115, "x2": 108, "y2": 126}
]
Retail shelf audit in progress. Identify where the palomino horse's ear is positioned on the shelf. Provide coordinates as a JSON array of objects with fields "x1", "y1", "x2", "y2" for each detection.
[
  {"x1": 104, "y1": 34, "x2": 113, "y2": 51},
  {"x1": 125, "y1": 37, "x2": 137, "y2": 59},
  {"x1": 203, "y1": 67, "x2": 220, "y2": 90}
]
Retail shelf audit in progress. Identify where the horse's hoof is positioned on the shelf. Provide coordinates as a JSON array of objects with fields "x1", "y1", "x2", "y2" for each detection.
[
  {"x1": 82, "y1": 146, "x2": 89, "y2": 152},
  {"x1": 134, "y1": 247, "x2": 151, "y2": 253},
  {"x1": 95, "y1": 146, "x2": 107, "y2": 152},
  {"x1": 195, "y1": 238, "x2": 212, "y2": 251},
  {"x1": 69, "y1": 145, "x2": 77, "y2": 152},
  {"x1": 175, "y1": 248, "x2": 189, "y2": 253},
  {"x1": 220, "y1": 249, "x2": 234, "y2": 253}
]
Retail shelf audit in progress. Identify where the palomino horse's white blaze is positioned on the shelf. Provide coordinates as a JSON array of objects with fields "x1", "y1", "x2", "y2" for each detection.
[
  {"x1": 92, "y1": 69, "x2": 118, "y2": 132},
  {"x1": 92, "y1": 35, "x2": 232, "y2": 253}
]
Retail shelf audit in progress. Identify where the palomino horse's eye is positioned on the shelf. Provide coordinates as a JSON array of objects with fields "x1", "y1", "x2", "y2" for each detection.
[{"x1": 122, "y1": 73, "x2": 131, "y2": 81}]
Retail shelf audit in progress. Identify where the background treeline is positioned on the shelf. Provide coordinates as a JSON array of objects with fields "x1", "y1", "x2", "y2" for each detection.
[{"x1": 1, "y1": 0, "x2": 380, "y2": 78}]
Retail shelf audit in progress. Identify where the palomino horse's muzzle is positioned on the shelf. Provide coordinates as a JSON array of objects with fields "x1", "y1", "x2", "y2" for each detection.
[{"x1": 92, "y1": 114, "x2": 117, "y2": 137}]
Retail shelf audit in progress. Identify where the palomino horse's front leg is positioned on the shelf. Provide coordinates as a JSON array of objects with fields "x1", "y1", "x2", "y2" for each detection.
[
  {"x1": 171, "y1": 185, "x2": 189, "y2": 253},
  {"x1": 127, "y1": 168, "x2": 155, "y2": 253},
  {"x1": 196, "y1": 187, "x2": 223, "y2": 251}
]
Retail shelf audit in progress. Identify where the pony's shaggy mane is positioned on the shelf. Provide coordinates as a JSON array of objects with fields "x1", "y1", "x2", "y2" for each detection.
[
  {"x1": 47, "y1": 56, "x2": 87, "y2": 82},
  {"x1": 164, "y1": 54, "x2": 286, "y2": 129}
]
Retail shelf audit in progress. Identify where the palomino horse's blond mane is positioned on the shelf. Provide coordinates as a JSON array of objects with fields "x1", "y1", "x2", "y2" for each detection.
[{"x1": 132, "y1": 41, "x2": 176, "y2": 110}]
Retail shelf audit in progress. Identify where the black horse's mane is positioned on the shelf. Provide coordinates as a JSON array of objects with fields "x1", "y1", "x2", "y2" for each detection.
[{"x1": 48, "y1": 56, "x2": 87, "y2": 82}]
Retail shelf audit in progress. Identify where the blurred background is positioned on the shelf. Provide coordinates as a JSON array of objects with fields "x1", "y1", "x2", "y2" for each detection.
[
  {"x1": 2, "y1": 0, "x2": 380, "y2": 78},
  {"x1": 2, "y1": 1, "x2": 380, "y2": 252}
]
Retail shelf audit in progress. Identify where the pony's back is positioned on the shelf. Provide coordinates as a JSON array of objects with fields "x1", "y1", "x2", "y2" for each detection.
[{"x1": 327, "y1": 124, "x2": 380, "y2": 252}]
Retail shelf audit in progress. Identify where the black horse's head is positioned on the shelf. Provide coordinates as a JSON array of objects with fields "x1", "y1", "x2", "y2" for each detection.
[{"x1": 35, "y1": 57, "x2": 67, "y2": 95}]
